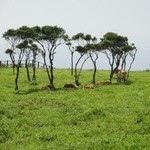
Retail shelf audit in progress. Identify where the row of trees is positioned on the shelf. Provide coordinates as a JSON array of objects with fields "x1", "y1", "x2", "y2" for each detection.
[{"x1": 2, "y1": 25, "x2": 137, "y2": 90}]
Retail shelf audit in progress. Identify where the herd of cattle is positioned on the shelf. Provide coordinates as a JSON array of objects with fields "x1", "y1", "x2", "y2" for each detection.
[{"x1": 41, "y1": 69, "x2": 127, "y2": 90}]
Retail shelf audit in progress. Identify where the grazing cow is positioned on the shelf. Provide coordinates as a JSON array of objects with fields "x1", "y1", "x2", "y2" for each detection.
[
  {"x1": 83, "y1": 83, "x2": 94, "y2": 89},
  {"x1": 116, "y1": 69, "x2": 127, "y2": 83}
]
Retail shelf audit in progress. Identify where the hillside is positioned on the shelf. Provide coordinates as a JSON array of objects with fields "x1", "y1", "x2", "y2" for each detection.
[{"x1": 0, "y1": 68, "x2": 150, "y2": 149}]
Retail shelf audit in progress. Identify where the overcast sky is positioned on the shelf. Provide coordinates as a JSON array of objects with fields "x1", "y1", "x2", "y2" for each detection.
[{"x1": 0, "y1": 0, "x2": 150, "y2": 70}]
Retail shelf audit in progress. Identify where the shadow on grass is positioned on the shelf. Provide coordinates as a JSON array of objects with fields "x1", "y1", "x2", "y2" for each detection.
[
  {"x1": 15, "y1": 88, "x2": 42, "y2": 95},
  {"x1": 14, "y1": 87, "x2": 77, "y2": 95},
  {"x1": 111, "y1": 80, "x2": 134, "y2": 86},
  {"x1": 14, "y1": 81, "x2": 134, "y2": 95},
  {"x1": 125, "y1": 80, "x2": 134, "y2": 85}
]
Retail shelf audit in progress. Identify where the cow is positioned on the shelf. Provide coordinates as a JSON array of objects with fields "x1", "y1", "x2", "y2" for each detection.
[
  {"x1": 115, "y1": 69, "x2": 127, "y2": 84},
  {"x1": 64, "y1": 83, "x2": 78, "y2": 89},
  {"x1": 41, "y1": 84, "x2": 55, "y2": 90},
  {"x1": 83, "y1": 83, "x2": 94, "y2": 89}
]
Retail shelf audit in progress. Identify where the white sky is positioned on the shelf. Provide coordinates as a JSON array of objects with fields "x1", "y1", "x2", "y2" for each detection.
[{"x1": 0, "y1": 0, "x2": 150, "y2": 70}]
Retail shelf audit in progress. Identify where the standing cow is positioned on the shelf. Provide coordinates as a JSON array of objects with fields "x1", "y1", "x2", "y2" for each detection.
[{"x1": 115, "y1": 69, "x2": 127, "y2": 84}]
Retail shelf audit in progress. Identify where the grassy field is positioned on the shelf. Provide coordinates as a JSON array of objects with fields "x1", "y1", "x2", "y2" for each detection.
[{"x1": 0, "y1": 68, "x2": 150, "y2": 150}]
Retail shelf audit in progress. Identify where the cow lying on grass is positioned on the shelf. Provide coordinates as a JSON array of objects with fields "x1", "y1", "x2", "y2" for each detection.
[
  {"x1": 41, "y1": 84, "x2": 55, "y2": 90},
  {"x1": 115, "y1": 69, "x2": 127, "y2": 84},
  {"x1": 64, "y1": 83, "x2": 78, "y2": 89},
  {"x1": 83, "y1": 83, "x2": 94, "y2": 89}
]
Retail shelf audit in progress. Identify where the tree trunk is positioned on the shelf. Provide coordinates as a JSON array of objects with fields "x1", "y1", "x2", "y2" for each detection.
[
  {"x1": 13, "y1": 65, "x2": 15, "y2": 75},
  {"x1": 75, "y1": 79, "x2": 80, "y2": 86},
  {"x1": 74, "y1": 67, "x2": 79, "y2": 86},
  {"x1": 43, "y1": 55, "x2": 51, "y2": 84},
  {"x1": 25, "y1": 59, "x2": 31, "y2": 82},
  {"x1": 74, "y1": 67, "x2": 79, "y2": 85},
  {"x1": 15, "y1": 66, "x2": 19, "y2": 91},
  {"x1": 50, "y1": 65, "x2": 54, "y2": 87},
  {"x1": 89, "y1": 53, "x2": 98, "y2": 85},
  {"x1": 32, "y1": 59, "x2": 36, "y2": 82},
  {"x1": 74, "y1": 55, "x2": 89, "y2": 86},
  {"x1": 50, "y1": 56, "x2": 54, "y2": 87},
  {"x1": 32, "y1": 66, "x2": 36, "y2": 82},
  {"x1": 10, "y1": 54, "x2": 15, "y2": 74},
  {"x1": 109, "y1": 55, "x2": 115, "y2": 82},
  {"x1": 127, "y1": 49, "x2": 137, "y2": 79},
  {"x1": 71, "y1": 52, "x2": 74, "y2": 75},
  {"x1": 92, "y1": 63, "x2": 97, "y2": 85},
  {"x1": 109, "y1": 65, "x2": 114, "y2": 82}
]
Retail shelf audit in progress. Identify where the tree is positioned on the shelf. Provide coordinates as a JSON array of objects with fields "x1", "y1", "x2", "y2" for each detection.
[
  {"x1": 66, "y1": 41, "x2": 75, "y2": 75},
  {"x1": 28, "y1": 42, "x2": 41, "y2": 83},
  {"x1": 122, "y1": 44, "x2": 137, "y2": 79},
  {"x1": 99, "y1": 32, "x2": 137, "y2": 82},
  {"x1": 14, "y1": 41, "x2": 27, "y2": 90},
  {"x1": 72, "y1": 33, "x2": 95, "y2": 85},
  {"x1": 17, "y1": 26, "x2": 41, "y2": 83},
  {"x1": 24, "y1": 44, "x2": 31, "y2": 82},
  {"x1": 85, "y1": 43, "x2": 99, "y2": 84},
  {"x1": 16, "y1": 26, "x2": 37, "y2": 82},
  {"x1": 32, "y1": 25, "x2": 68, "y2": 88},
  {"x1": 3, "y1": 26, "x2": 37, "y2": 90},
  {"x1": 3, "y1": 28, "x2": 25, "y2": 90},
  {"x1": 74, "y1": 46, "x2": 89, "y2": 85},
  {"x1": 83, "y1": 35, "x2": 99, "y2": 85}
]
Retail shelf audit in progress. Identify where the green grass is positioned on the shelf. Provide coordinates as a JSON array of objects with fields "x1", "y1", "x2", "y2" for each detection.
[{"x1": 0, "y1": 68, "x2": 150, "y2": 150}]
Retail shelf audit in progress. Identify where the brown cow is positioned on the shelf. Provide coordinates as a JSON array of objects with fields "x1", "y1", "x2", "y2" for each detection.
[
  {"x1": 83, "y1": 83, "x2": 94, "y2": 89},
  {"x1": 116, "y1": 69, "x2": 127, "y2": 83}
]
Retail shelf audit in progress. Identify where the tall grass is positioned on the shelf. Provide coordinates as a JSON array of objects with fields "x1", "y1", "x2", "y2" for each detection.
[{"x1": 0, "y1": 68, "x2": 150, "y2": 149}]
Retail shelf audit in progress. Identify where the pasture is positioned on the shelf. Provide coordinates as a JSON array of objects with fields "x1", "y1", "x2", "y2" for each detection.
[{"x1": 0, "y1": 68, "x2": 150, "y2": 150}]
